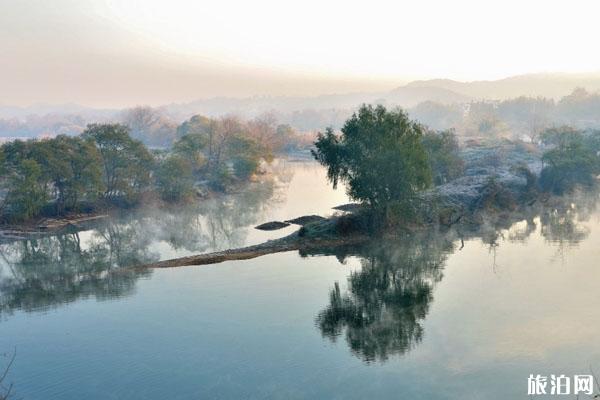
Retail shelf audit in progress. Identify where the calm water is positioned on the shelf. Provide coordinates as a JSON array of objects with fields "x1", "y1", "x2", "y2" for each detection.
[{"x1": 1, "y1": 159, "x2": 600, "y2": 399}]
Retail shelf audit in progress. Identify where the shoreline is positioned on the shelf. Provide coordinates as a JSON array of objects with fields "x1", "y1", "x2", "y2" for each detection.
[
  {"x1": 0, "y1": 154, "x2": 312, "y2": 242},
  {"x1": 0, "y1": 212, "x2": 109, "y2": 242},
  {"x1": 135, "y1": 233, "x2": 370, "y2": 269}
]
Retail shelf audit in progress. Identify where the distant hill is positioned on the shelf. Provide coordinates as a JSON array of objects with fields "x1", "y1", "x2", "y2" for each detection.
[
  {"x1": 164, "y1": 86, "x2": 471, "y2": 121},
  {"x1": 384, "y1": 85, "x2": 471, "y2": 106},
  {"x1": 167, "y1": 72, "x2": 600, "y2": 119},
  {"x1": 404, "y1": 72, "x2": 600, "y2": 100},
  {"x1": 3, "y1": 72, "x2": 600, "y2": 121}
]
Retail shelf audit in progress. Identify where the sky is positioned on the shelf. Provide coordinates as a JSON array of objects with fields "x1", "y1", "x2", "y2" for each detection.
[{"x1": 2, "y1": 0, "x2": 600, "y2": 107}]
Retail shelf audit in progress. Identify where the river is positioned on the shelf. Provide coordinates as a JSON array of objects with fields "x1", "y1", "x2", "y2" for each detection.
[{"x1": 1, "y1": 158, "x2": 600, "y2": 399}]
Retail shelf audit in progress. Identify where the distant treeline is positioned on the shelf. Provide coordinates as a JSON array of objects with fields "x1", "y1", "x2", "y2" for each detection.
[
  {"x1": 0, "y1": 114, "x2": 304, "y2": 222},
  {"x1": 275, "y1": 87, "x2": 600, "y2": 135},
  {"x1": 0, "y1": 113, "x2": 89, "y2": 139},
  {"x1": 4, "y1": 88, "x2": 600, "y2": 142},
  {"x1": 410, "y1": 88, "x2": 600, "y2": 140},
  {"x1": 0, "y1": 107, "x2": 313, "y2": 149}
]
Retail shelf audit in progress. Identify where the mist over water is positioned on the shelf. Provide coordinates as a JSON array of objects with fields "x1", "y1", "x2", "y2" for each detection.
[{"x1": 0, "y1": 160, "x2": 348, "y2": 315}]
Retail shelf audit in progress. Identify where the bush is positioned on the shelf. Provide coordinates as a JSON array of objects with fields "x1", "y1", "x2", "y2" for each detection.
[
  {"x1": 539, "y1": 129, "x2": 599, "y2": 193},
  {"x1": 421, "y1": 129, "x2": 464, "y2": 185}
]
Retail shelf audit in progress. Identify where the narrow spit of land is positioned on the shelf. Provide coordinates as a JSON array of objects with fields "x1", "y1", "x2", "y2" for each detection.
[{"x1": 138, "y1": 233, "x2": 369, "y2": 269}]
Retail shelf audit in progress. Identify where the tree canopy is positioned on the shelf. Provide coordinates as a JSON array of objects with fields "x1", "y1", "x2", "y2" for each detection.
[
  {"x1": 82, "y1": 123, "x2": 154, "y2": 202},
  {"x1": 0, "y1": 135, "x2": 103, "y2": 219},
  {"x1": 0, "y1": 113, "x2": 291, "y2": 222},
  {"x1": 312, "y1": 105, "x2": 432, "y2": 216}
]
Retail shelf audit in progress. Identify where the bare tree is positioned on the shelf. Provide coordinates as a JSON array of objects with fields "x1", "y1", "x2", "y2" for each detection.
[
  {"x1": 0, "y1": 349, "x2": 16, "y2": 400},
  {"x1": 247, "y1": 113, "x2": 286, "y2": 153},
  {"x1": 121, "y1": 106, "x2": 177, "y2": 146},
  {"x1": 212, "y1": 115, "x2": 242, "y2": 170},
  {"x1": 122, "y1": 106, "x2": 160, "y2": 137}
]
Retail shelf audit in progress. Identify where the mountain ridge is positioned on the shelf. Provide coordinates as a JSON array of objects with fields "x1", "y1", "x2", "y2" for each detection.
[
  {"x1": 3, "y1": 72, "x2": 600, "y2": 121},
  {"x1": 402, "y1": 72, "x2": 600, "y2": 99}
]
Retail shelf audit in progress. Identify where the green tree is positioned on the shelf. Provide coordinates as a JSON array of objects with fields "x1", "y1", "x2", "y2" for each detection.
[
  {"x1": 176, "y1": 114, "x2": 213, "y2": 138},
  {"x1": 421, "y1": 129, "x2": 464, "y2": 185},
  {"x1": 175, "y1": 115, "x2": 239, "y2": 186},
  {"x1": 172, "y1": 134, "x2": 207, "y2": 173},
  {"x1": 0, "y1": 140, "x2": 31, "y2": 170},
  {"x1": 227, "y1": 135, "x2": 263, "y2": 180},
  {"x1": 155, "y1": 155, "x2": 195, "y2": 202},
  {"x1": 0, "y1": 147, "x2": 5, "y2": 175},
  {"x1": 34, "y1": 136, "x2": 103, "y2": 212},
  {"x1": 1, "y1": 136, "x2": 104, "y2": 216},
  {"x1": 4, "y1": 159, "x2": 48, "y2": 221},
  {"x1": 312, "y1": 105, "x2": 432, "y2": 221},
  {"x1": 176, "y1": 115, "x2": 217, "y2": 167},
  {"x1": 82, "y1": 123, "x2": 154, "y2": 202},
  {"x1": 539, "y1": 128, "x2": 599, "y2": 193},
  {"x1": 0, "y1": 146, "x2": 6, "y2": 215}
]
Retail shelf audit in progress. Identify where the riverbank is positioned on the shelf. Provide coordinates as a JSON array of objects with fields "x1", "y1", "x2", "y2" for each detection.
[
  {"x1": 0, "y1": 213, "x2": 109, "y2": 242},
  {"x1": 0, "y1": 174, "x2": 271, "y2": 242},
  {"x1": 0, "y1": 153, "x2": 316, "y2": 242}
]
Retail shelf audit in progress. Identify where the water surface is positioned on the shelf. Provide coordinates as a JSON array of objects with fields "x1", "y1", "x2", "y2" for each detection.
[{"x1": 1, "y1": 160, "x2": 600, "y2": 399}]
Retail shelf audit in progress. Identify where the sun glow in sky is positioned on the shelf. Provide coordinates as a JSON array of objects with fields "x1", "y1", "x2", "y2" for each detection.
[
  {"x1": 104, "y1": 0, "x2": 600, "y2": 79},
  {"x1": 2, "y1": 0, "x2": 600, "y2": 106}
]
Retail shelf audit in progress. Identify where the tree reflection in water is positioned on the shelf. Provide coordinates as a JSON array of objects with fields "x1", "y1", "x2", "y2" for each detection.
[
  {"x1": 314, "y1": 190, "x2": 598, "y2": 363},
  {"x1": 0, "y1": 222, "x2": 156, "y2": 317},
  {"x1": 131, "y1": 176, "x2": 281, "y2": 254},
  {"x1": 312, "y1": 232, "x2": 454, "y2": 362},
  {"x1": 0, "y1": 177, "x2": 281, "y2": 317}
]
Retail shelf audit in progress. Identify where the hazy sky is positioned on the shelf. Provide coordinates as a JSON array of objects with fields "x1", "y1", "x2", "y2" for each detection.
[{"x1": 2, "y1": 0, "x2": 600, "y2": 107}]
